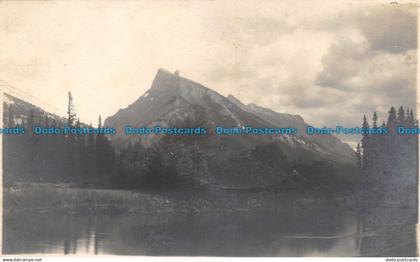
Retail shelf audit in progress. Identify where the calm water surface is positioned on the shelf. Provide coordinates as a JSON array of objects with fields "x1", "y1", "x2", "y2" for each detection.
[{"x1": 3, "y1": 187, "x2": 417, "y2": 256}]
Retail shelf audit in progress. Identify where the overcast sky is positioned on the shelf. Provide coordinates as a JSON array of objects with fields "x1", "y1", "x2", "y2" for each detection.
[{"x1": 0, "y1": 1, "x2": 417, "y2": 145}]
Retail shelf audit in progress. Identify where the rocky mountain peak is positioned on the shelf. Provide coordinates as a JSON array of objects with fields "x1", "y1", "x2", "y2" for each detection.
[
  {"x1": 149, "y1": 69, "x2": 180, "y2": 92},
  {"x1": 104, "y1": 69, "x2": 357, "y2": 188},
  {"x1": 227, "y1": 94, "x2": 244, "y2": 106}
]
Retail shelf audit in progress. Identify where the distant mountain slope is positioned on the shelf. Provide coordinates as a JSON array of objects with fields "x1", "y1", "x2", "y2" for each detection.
[
  {"x1": 105, "y1": 69, "x2": 358, "y2": 189},
  {"x1": 227, "y1": 95, "x2": 355, "y2": 164},
  {"x1": 4, "y1": 93, "x2": 66, "y2": 127}
]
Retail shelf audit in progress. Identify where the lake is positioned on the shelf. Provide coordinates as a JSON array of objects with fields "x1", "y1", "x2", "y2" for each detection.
[{"x1": 2, "y1": 185, "x2": 417, "y2": 256}]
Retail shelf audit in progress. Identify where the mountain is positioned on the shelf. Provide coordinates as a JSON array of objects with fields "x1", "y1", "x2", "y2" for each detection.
[
  {"x1": 3, "y1": 93, "x2": 69, "y2": 185},
  {"x1": 4, "y1": 93, "x2": 66, "y2": 127},
  {"x1": 227, "y1": 95, "x2": 356, "y2": 163},
  {"x1": 105, "y1": 69, "x2": 358, "y2": 189}
]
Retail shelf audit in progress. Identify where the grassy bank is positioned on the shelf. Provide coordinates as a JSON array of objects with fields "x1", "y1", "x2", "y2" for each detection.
[{"x1": 4, "y1": 183, "x2": 356, "y2": 216}]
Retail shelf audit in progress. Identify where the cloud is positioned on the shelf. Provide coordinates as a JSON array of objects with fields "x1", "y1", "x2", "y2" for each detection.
[
  {"x1": 311, "y1": 4, "x2": 417, "y2": 137},
  {"x1": 356, "y1": 5, "x2": 417, "y2": 54},
  {"x1": 203, "y1": 4, "x2": 416, "y2": 144},
  {"x1": 316, "y1": 37, "x2": 369, "y2": 90}
]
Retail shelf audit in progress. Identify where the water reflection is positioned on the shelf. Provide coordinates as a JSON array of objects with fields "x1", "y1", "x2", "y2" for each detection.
[
  {"x1": 3, "y1": 188, "x2": 417, "y2": 256},
  {"x1": 4, "y1": 209, "x2": 364, "y2": 256},
  {"x1": 359, "y1": 206, "x2": 418, "y2": 256}
]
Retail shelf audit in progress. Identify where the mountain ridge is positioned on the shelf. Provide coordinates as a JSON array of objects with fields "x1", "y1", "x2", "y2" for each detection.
[
  {"x1": 105, "y1": 69, "x2": 354, "y2": 159},
  {"x1": 104, "y1": 69, "x2": 357, "y2": 189}
]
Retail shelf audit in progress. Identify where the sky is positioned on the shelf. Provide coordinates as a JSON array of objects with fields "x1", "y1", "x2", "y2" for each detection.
[{"x1": 0, "y1": 0, "x2": 417, "y2": 146}]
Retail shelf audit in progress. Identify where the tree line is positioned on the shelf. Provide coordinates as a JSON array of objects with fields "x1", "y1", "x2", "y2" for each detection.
[
  {"x1": 356, "y1": 106, "x2": 418, "y2": 186},
  {"x1": 4, "y1": 92, "x2": 115, "y2": 186},
  {"x1": 5, "y1": 92, "x2": 417, "y2": 192},
  {"x1": 4, "y1": 92, "x2": 184, "y2": 189}
]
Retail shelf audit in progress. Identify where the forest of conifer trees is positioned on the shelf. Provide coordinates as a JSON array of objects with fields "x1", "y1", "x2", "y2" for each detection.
[
  {"x1": 357, "y1": 106, "x2": 418, "y2": 183},
  {"x1": 4, "y1": 92, "x2": 186, "y2": 189},
  {"x1": 4, "y1": 92, "x2": 115, "y2": 187}
]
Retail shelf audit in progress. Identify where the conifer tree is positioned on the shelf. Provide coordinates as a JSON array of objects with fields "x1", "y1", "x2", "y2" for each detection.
[
  {"x1": 75, "y1": 118, "x2": 84, "y2": 148},
  {"x1": 65, "y1": 91, "x2": 77, "y2": 180},
  {"x1": 98, "y1": 115, "x2": 102, "y2": 129},
  {"x1": 67, "y1": 92, "x2": 76, "y2": 128},
  {"x1": 356, "y1": 142, "x2": 362, "y2": 170},
  {"x1": 362, "y1": 115, "x2": 370, "y2": 133},
  {"x1": 95, "y1": 115, "x2": 104, "y2": 178},
  {"x1": 86, "y1": 123, "x2": 96, "y2": 178},
  {"x1": 388, "y1": 107, "x2": 397, "y2": 125},
  {"x1": 361, "y1": 115, "x2": 370, "y2": 170},
  {"x1": 28, "y1": 109, "x2": 35, "y2": 134},
  {"x1": 409, "y1": 109, "x2": 415, "y2": 123},
  {"x1": 87, "y1": 123, "x2": 94, "y2": 148},
  {"x1": 372, "y1": 112, "x2": 378, "y2": 128},
  {"x1": 397, "y1": 106, "x2": 405, "y2": 122}
]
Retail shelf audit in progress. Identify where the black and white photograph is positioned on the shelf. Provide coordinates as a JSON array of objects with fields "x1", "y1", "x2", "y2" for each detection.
[{"x1": 0, "y1": 0, "x2": 418, "y2": 258}]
